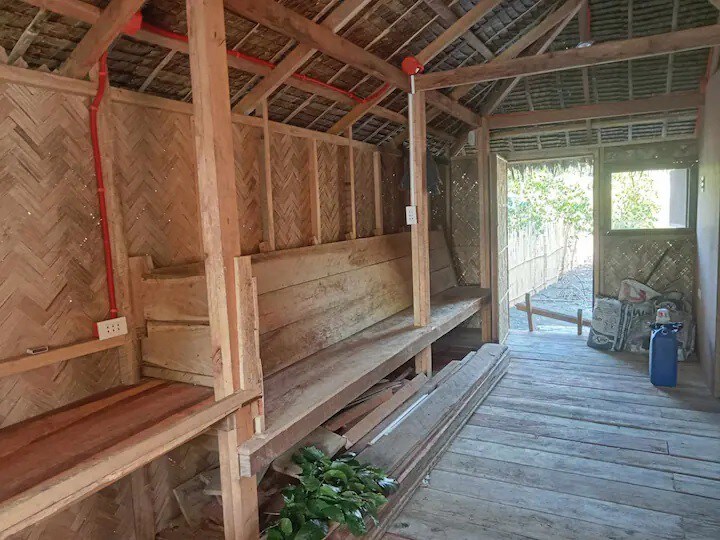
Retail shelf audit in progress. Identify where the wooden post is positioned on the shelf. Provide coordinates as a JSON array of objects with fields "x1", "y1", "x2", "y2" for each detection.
[
  {"x1": 476, "y1": 120, "x2": 493, "y2": 341},
  {"x1": 415, "y1": 346, "x2": 432, "y2": 377},
  {"x1": 185, "y1": 1, "x2": 260, "y2": 538},
  {"x1": 409, "y1": 89, "x2": 430, "y2": 327},
  {"x1": 577, "y1": 308, "x2": 583, "y2": 335},
  {"x1": 346, "y1": 127, "x2": 357, "y2": 240},
  {"x1": 525, "y1": 292, "x2": 534, "y2": 332},
  {"x1": 308, "y1": 138, "x2": 321, "y2": 244},
  {"x1": 94, "y1": 64, "x2": 155, "y2": 540},
  {"x1": 373, "y1": 150, "x2": 384, "y2": 236},
  {"x1": 259, "y1": 99, "x2": 276, "y2": 252}
]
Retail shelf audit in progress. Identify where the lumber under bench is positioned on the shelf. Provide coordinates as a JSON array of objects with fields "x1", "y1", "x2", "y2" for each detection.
[
  {"x1": 0, "y1": 380, "x2": 259, "y2": 537},
  {"x1": 238, "y1": 285, "x2": 490, "y2": 476}
]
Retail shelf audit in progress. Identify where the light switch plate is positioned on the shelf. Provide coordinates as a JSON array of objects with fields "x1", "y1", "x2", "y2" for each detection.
[{"x1": 405, "y1": 205, "x2": 418, "y2": 225}]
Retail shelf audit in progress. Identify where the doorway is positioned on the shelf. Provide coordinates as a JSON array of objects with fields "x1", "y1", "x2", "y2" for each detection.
[{"x1": 497, "y1": 155, "x2": 595, "y2": 336}]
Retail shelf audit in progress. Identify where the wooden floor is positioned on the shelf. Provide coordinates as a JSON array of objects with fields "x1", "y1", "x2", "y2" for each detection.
[{"x1": 385, "y1": 330, "x2": 720, "y2": 540}]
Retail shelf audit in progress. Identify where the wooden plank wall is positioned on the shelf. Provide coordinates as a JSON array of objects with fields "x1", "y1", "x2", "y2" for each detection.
[{"x1": 0, "y1": 82, "x2": 136, "y2": 539}]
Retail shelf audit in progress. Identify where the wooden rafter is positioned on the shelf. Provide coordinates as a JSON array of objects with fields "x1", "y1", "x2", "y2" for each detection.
[
  {"x1": 7, "y1": 8, "x2": 49, "y2": 64},
  {"x1": 422, "y1": 0, "x2": 495, "y2": 60},
  {"x1": 233, "y1": 0, "x2": 370, "y2": 114},
  {"x1": 415, "y1": 24, "x2": 720, "y2": 90},
  {"x1": 58, "y1": 0, "x2": 145, "y2": 79},
  {"x1": 224, "y1": 0, "x2": 409, "y2": 91},
  {"x1": 16, "y1": 0, "x2": 408, "y2": 131},
  {"x1": 328, "y1": 0, "x2": 500, "y2": 134},
  {"x1": 478, "y1": 0, "x2": 584, "y2": 115},
  {"x1": 486, "y1": 91, "x2": 704, "y2": 129}
]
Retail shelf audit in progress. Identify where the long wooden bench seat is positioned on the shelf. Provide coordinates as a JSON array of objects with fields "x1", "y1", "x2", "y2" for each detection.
[
  {"x1": 129, "y1": 231, "x2": 489, "y2": 477},
  {"x1": 239, "y1": 285, "x2": 489, "y2": 476},
  {"x1": 0, "y1": 380, "x2": 259, "y2": 537}
]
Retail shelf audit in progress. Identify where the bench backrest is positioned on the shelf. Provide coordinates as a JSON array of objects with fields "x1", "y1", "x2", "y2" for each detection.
[{"x1": 255, "y1": 231, "x2": 456, "y2": 376}]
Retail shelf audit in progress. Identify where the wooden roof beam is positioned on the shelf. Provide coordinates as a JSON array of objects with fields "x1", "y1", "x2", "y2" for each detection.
[
  {"x1": 58, "y1": 0, "x2": 145, "y2": 79},
  {"x1": 415, "y1": 24, "x2": 720, "y2": 91},
  {"x1": 423, "y1": 0, "x2": 495, "y2": 60},
  {"x1": 486, "y1": 91, "x2": 704, "y2": 130},
  {"x1": 233, "y1": 0, "x2": 372, "y2": 115},
  {"x1": 224, "y1": 0, "x2": 409, "y2": 91},
  {"x1": 328, "y1": 0, "x2": 501, "y2": 135}
]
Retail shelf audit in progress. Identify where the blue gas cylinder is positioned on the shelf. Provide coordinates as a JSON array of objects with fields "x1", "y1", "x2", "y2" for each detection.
[{"x1": 649, "y1": 323, "x2": 683, "y2": 387}]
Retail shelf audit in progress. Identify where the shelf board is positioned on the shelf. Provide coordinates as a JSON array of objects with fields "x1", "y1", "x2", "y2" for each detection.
[{"x1": 0, "y1": 380, "x2": 259, "y2": 536}]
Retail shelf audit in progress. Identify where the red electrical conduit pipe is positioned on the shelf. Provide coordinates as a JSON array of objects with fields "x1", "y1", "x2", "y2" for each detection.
[
  {"x1": 139, "y1": 21, "x2": 391, "y2": 104},
  {"x1": 89, "y1": 52, "x2": 119, "y2": 319}
]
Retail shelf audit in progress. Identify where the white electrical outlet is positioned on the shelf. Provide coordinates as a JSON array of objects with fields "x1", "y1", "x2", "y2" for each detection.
[
  {"x1": 405, "y1": 205, "x2": 418, "y2": 225},
  {"x1": 95, "y1": 317, "x2": 128, "y2": 340}
]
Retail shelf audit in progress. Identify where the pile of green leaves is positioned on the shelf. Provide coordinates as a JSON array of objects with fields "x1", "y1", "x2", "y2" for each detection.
[{"x1": 266, "y1": 447, "x2": 399, "y2": 540}]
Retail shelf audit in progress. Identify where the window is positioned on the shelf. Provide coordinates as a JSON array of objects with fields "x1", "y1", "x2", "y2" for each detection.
[{"x1": 610, "y1": 169, "x2": 690, "y2": 230}]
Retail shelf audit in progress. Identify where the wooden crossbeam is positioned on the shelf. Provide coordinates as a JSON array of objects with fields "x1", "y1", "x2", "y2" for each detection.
[
  {"x1": 224, "y1": 0, "x2": 409, "y2": 91},
  {"x1": 416, "y1": 24, "x2": 720, "y2": 91},
  {"x1": 710, "y1": 1, "x2": 720, "y2": 10},
  {"x1": 329, "y1": 0, "x2": 499, "y2": 134},
  {"x1": 486, "y1": 91, "x2": 704, "y2": 129},
  {"x1": 233, "y1": 0, "x2": 371, "y2": 114},
  {"x1": 58, "y1": 0, "x2": 145, "y2": 79},
  {"x1": 7, "y1": 8, "x2": 49, "y2": 64}
]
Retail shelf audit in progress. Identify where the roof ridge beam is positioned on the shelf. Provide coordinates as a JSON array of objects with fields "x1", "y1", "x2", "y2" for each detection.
[{"x1": 415, "y1": 24, "x2": 720, "y2": 91}]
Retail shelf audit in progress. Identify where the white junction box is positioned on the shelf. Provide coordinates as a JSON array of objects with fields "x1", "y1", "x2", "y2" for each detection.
[
  {"x1": 95, "y1": 317, "x2": 128, "y2": 340},
  {"x1": 405, "y1": 205, "x2": 418, "y2": 225}
]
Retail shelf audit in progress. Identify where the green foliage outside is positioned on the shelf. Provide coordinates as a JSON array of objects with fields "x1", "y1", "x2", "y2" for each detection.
[
  {"x1": 610, "y1": 171, "x2": 661, "y2": 230},
  {"x1": 507, "y1": 161, "x2": 593, "y2": 236},
  {"x1": 265, "y1": 446, "x2": 398, "y2": 540}
]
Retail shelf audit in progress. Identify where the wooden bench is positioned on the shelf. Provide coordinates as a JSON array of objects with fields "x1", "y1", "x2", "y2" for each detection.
[
  {"x1": 130, "y1": 231, "x2": 489, "y2": 476},
  {"x1": 0, "y1": 380, "x2": 258, "y2": 536}
]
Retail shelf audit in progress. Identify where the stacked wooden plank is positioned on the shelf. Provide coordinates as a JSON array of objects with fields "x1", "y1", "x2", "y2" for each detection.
[{"x1": 329, "y1": 343, "x2": 509, "y2": 539}]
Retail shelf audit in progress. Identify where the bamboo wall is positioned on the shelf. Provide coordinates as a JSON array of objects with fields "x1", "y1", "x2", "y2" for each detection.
[{"x1": 0, "y1": 74, "x2": 406, "y2": 537}]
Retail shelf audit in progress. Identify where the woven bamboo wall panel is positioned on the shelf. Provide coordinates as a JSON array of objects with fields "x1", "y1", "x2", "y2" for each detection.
[
  {"x1": 601, "y1": 235, "x2": 696, "y2": 302},
  {"x1": 354, "y1": 149, "x2": 375, "y2": 238},
  {"x1": 233, "y1": 123, "x2": 263, "y2": 255},
  {"x1": 0, "y1": 81, "x2": 132, "y2": 538},
  {"x1": 113, "y1": 102, "x2": 203, "y2": 266},
  {"x1": 451, "y1": 157, "x2": 481, "y2": 285},
  {"x1": 380, "y1": 153, "x2": 406, "y2": 234},
  {"x1": 270, "y1": 133, "x2": 311, "y2": 250},
  {"x1": 317, "y1": 141, "x2": 347, "y2": 243},
  {"x1": 431, "y1": 162, "x2": 449, "y2": 232}
]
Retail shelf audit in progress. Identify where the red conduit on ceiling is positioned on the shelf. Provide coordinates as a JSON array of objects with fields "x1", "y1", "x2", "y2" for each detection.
[
  {"x1": 139, "y1": 21, "x2": 391, "y2": 105},
  {"x1": 89, "y1": 52, "x2": 119, "y2": 319}
]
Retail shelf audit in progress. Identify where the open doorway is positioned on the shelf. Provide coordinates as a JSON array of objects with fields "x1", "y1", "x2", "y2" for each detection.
[{"x1": 503, "y1": 156, "x2": 595, "y2": 334}]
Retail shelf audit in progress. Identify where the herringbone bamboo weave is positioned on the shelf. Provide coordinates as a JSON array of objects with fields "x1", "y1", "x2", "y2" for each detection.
[
  {"x1": 317, "y1": 141, "x2": 347, "y2": 243},
  {"x1": 354, "y1": 149, "x2": 375, "y2": 238},
  {"x1": 380, "y1": 153, "x2": 405, "y2": 234},
  {"x1": 270, "y1": 133, "x2": 311, "y2": 249}
]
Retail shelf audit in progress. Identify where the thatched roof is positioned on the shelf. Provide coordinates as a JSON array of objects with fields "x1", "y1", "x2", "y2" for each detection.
[{"x1": 0, "y1": 0, "x2": 716, "y2": 154}]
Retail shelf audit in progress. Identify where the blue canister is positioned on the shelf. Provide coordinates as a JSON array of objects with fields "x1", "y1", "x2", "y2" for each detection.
[{"x1": 649, "y1": 322, "x2": 683, "y2": 387}]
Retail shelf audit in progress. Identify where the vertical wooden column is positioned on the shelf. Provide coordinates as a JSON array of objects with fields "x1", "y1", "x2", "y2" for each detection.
[
  {"x1": 308, "y1": 138, "x2": 322, "y2": 244},
  {"x1": 347, "y1": 127, "x2": 358, "y2": 240},
  {"x1": 94, "y1": 65, "x2": 155, "y2": 540},
  {"x1": 409, "y1": 89, "x2": 431, "y2": 376},
  {"x1": 475, "y1": 119, "x2": 493, "y2": 342},
  {"x1": 260, "y1": 99, "x2": 276, "y2": 252},
  {"x1": 373, "y1": 150, "x2": 384, "y2": 236},
  {"x1": 185, "y1": 1, "x2": 260, "y2": 538}
]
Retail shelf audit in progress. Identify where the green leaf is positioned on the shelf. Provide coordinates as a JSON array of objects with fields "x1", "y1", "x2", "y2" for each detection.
[
  {"x1": 266, "y1": 526, "x2": 284, "y2": 540},
  {"x1": 318, "y1": 484, "x2": 341, "y2": 497},
  {"x1": 344, "y1": 510, "x2": 367, "y2": 536},
  {"x1": 294, "y1": 520, "x2": 327, "y2": 540},
  {"x1": 323, "y1": 469, "x2": 348, "y2": 485},
  {"x1": 320, "y1": 504, "x2": 345, "y2": 523},
  {"x1": 300, "y1": 475, "x2": 321, "y2": 492},
  {"x1": 278, "y1": 517, "x2": 293, "y2": 536},
  {"x1": 300, "y1": 446, "x2": 326, "y2": 463}
]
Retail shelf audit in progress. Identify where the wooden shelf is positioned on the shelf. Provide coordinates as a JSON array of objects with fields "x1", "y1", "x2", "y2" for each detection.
[
  {"x1": 238, "y1": 286, "x2": 489, "y2": 476},
  {"x1": 0, "y1": 380, "x2": 259, "y2": 537}
]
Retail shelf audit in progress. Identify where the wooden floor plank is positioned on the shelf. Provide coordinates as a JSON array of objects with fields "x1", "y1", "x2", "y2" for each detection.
[
  {"x1": 398, "y1": 489, "x2": 663, "y2": 540},
  {"x1": 437, "y1": 450, "x2": 720, "y2": 525},
  {"x1": 460, "y1": 423, "x2": 720, "y2": 480},
  {"x1": 386, "y1": 330, "x2": 720, "y2": 539}
]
